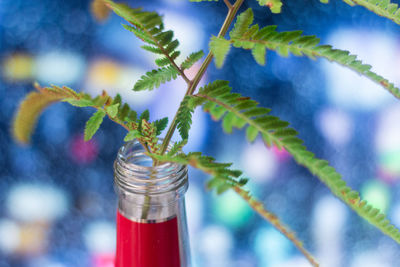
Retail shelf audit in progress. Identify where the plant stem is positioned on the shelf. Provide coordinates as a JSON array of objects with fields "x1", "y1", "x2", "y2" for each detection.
[
  {"x1": 159, "y1": 0, "x2": 244, "y2": 155},
  {"x1": 223, "y1": 0, "x2": 233, "y2": 9}
]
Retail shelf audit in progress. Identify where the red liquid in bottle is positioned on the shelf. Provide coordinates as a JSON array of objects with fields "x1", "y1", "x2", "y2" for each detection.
[{"x1": 116, "y1": 210, "x2": 181, "y2": 267}]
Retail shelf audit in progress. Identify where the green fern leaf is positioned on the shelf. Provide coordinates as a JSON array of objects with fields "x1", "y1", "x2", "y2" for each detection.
[
  {"x1": 209, "y1": 36, "x2": 231, "y2": 68},
  {"x1": 156, "y1": 30, "x2": 173, "y2": 46},
  {"x1": 154, "y1": 117, "x2": 169, "y2": 135},
  {"x1": 251, "y1": 43, "x2": 267, "y2": 65},
  {"x1": 133, "y1": 66, "x2": 179, "y2": 91},
  {"x1": 104, "y1": 0, "x2": 162, "y2": 28},
  {"x1": 139, "y1": 109, "x2": 150, "y2": 123},
  {"x1": 92, "y1": 93, "x2": 110, "y2": 107},
  {"x1": 84, "y1": 109, "x2": 106, "y2": 141},
  {"x1": 106, "y1": 103, "x2": 120, "y2": 118},
  {"x1": 230, "y1": 8, "x2": 254, "y2": 39},
  {"x1": 155, "y1": 57, "x2": 172, "y2": 67},
  {"x1": 228, "y1": 10, "x2": 400, "y2": 100},
  {"x1": 124, "y1": 130, "x2": 141, "y2": 142},
  {"x1": 256, "y1": 0, "x2": 283, "y2": 13},
  {"x1": 323, "y1": 0, "x2": 400, "y2": 25},
  {"x1": 167, "y1": 139, "x2": 188, "y2": 156},
  {"x1": 343, "y1": 0, "x2": 356, "y2": 5},
  {"x1": 118, "y1": 103, "x2": 130, "y2": 121},
  {"x1": 193, "y1": 80, "x2": 400, "y2": 245},
  {"x1": 112, "y1": 94, "x2": 122, "y2": 105},
  {"x1": 181, "y1": 50, "x2": 205, "y2": 70},
  {"x1": 123, "y1": 24, "x2": 157, "y2": 45},
  {"x1": 141, "y1": 45, "x2": 163, "y2": 54},
  {"x1": 63, "y1": 98, "x2": 94, "y2": 107},
  {"x1": 165, "y1": 40, "x2": 180, "y2": 54},
  {"x1": 176, "y1": 96, "x2": 194, "y2": 140},
  {"x1": 127, "y1": 110, "x2": 138, "y2": 122}
]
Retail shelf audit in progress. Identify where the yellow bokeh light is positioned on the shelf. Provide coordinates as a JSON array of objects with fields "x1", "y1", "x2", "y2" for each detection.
[{"x1": 2, "y1": 54, "x2": 34, "y2": 82}]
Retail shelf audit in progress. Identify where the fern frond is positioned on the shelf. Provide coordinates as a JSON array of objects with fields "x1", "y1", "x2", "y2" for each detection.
[
  {"x1": 256, "y1": 0, "x2": 283, "y2": 13},
  {"x1": 321, "y1": 0, "x2": 400, "y2": 26},
  {"x1": 192, "y1": 80, "x2": 400, "y2": 244},
  {"x1": 105, "y1": 0, "x2": 188, "y2": 81},
  {"x1": 167, "y1": 139, "x2": 188, "y2": 156},
  {"x1": 12, "y1": 83, "x2": 72, "y2": 144},
  {"x1": 151, "y1": 152, "x2": 243, "y2": 193},
  {"x1": 176, "y1": 96, "x2": 194, "y2": 140},
  {"x1": 228, "y1": 8, "x2": 400, "y2": 100},
  {"x1": 181, "y1": 50, "x2": 205, "y2": 70},
  {"x1": 13, "y1": 83, "x2": 141, "y2": 146},
  {"x1": 233, "y1": 186, "x2": 319, "y2": 267},
  {"x1": 133, "y1": 66, "x2": 179, "y2": 91},
  {"x1": 209, "y1": 36, "x2": 231, "y2": 68},
  {"x1": 151, "y1": 152, "x2": 318, "y2": 267}
]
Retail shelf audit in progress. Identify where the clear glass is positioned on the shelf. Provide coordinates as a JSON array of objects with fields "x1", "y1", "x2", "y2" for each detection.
[{"x1": 114, "y1": 140, "x2": 191, "y2": 267}]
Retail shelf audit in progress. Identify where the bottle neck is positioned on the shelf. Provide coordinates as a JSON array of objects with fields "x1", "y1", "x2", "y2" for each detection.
[{"x1": 114, "y1": 140, "x2": 188, "y2": 222}]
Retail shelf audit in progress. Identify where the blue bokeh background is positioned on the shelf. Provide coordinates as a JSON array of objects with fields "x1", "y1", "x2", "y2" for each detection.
[{"x1": 1, "y1": 0, "x2": 400, "y2": 266}]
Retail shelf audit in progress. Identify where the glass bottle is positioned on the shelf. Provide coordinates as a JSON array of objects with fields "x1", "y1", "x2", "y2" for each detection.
[{"x1": 114, "y1": 140, "x2": 191, "y2": 267}]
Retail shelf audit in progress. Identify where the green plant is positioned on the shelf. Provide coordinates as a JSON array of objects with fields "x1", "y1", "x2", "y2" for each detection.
[{"x1": 12, "y1": 0, "x2": 400, "y2": 265}]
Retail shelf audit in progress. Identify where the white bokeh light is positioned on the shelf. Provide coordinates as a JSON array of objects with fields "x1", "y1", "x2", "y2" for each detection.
[
  {"x1": 0, "y1": 219, "x2": 20, "y2": 254},
  {"x1": 160, "y1": 10, "x2": 204, "y2": 62},
  {"x1": 240, "y1": 139, "x2": 278, "y2": 183},
  {"x1": 350, "y1": 251, "x2": 391, "y2": 267},
  {"x1": 6, "y1": 184, "x2": 69, "y2": 222},
  {"x1": 375, "y1": 104, "x2": 400, "y2": 153},
  {"x1": 315, "y1": 107, "x2": 354, "y2": 147},
  {"x1": 199, "y1": 225, "x2": 233, "y2": 267},
  {"x1": 312, "y1": 196, "x2": 347, "y2": 267},
  {"x1": 34, "y1": 51, "x2": 86, "y2": 85},
  {"x1": 83, "y1": 221, "x2": 116, "y2": 254}
]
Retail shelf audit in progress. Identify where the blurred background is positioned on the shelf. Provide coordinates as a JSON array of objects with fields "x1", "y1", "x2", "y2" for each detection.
[{"x1": 1, "y1": 0, "x2": 400, "y2": 266}]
